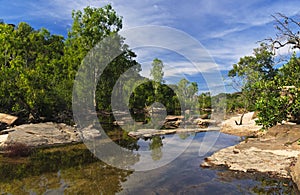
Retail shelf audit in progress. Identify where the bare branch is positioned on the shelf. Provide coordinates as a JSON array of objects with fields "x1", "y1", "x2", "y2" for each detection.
[{"x1": 266, "y1": 13, "x2": 300, "y2": 52}]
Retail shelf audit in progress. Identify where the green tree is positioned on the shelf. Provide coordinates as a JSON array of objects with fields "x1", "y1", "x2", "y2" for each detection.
[
  {"x1": 64, "y1": 5, "x2": 140, "y2": 112},
  {"x1": 228, "y1": 44, "x2": 276, "y2": 112},
  {"x1": 255, "y1": 54, "x2": 300, "y2": 127},
  {"x1": 150, "y1": 58, "x2": 164, "y2": 102},
  {"x1": 198, "y1": 92, "x2": 212, "y2": 111},
  {"x1": 0, "y1": 21, "x2": 66, "y2": 121},
  {"x1": 150, "y1": 58, "x2": 164, "y2": 84},
  {"x1": 228, "y1": 45, "x2": 300, "y2": 128},
  {"x1": 64, "y1": 5, "x2": 123, "y2": 80},
  {"x1": 0, "y1": 4, "x2": 141, "y2": 123},
  {"x1": 176, "y1": 78, "x2": 198, "y2": 112}
]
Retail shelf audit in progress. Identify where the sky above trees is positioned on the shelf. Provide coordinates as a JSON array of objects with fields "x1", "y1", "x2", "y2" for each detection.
[{"x1": 1, "y1": 0, "x2": 299, "y2": 92}]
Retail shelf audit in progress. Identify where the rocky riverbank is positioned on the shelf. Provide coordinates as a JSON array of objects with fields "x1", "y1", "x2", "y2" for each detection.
[
  {"x1": 0, "y1": 122, "x2": 82, "y2": 148},
  {"x1": 202, "y1": 112, "x2": 300, "y2": 191},
  {"x1": 220, "y1": 112, "x2": 262, "y2": 137}
]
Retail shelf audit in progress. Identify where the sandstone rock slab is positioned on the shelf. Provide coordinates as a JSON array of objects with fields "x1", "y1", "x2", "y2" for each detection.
[
  {"x1": 3, "y1": 123, "x2": 82, "y2": 147},
  {"x1": 202, "y1": 125, "x2": 300, "y2": 181},
  {"x1": 0, "y1": 113, "x2": 18, "y2": 125},
  {"x1": 220, "y1": 112, "x2": 262, "y2": 137}
]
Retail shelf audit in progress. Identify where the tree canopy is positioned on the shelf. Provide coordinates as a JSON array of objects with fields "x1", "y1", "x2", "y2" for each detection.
[
  {"x1": 0, "y1": 4, "x2": 140, "y2": 123},
  {"x1": 0, "y1": 4, "x2": 213, "y2": 125}
]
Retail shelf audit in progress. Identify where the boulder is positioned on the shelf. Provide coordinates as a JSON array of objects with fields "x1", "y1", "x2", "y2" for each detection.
[
  {"x1": 0, "y1": 113, "x2": 18, "y2": 126},
  {"x1": 164, "y1": 120, "x2": 181, "y2": 129},
  {"x1": 194, "y1": 118, "x2": 216, "y2": 128},
  {"x1": 164, "y1": 115, "x2": 184, "y2": 129},
  {"x1": 2, "y1": 123, "x2": 81, "y2": 147},
  {"x1": 291, "y1": 154, "x2": 300, "y2": 191}
]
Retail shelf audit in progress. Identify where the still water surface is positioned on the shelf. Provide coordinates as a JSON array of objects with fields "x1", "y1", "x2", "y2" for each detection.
[{"x1": 0, "y1": 130, "x2": 296, "y2": 194}]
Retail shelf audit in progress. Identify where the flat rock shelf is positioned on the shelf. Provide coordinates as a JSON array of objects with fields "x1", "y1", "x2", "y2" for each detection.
[
  {"x1": 0, "y1": 122, "x2": 82, "y2": 148},
  {"x1": 128, "y1": 127, "x2": 218, "y2": 139},
  {"x1": 202, "y1": 123, "x2": 300, "y2": 191}
]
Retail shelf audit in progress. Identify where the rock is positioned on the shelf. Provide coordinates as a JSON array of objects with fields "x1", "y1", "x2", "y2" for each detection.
[
  {"x1": 128, "y1": 128, "x2": 217, "y2": 139},
  {"x1": 199, "y1": 113, "x2": 209, "y2": 119},
  {"x1": 233, "y1": 148, "x2": 240, "y2": 154},
  {"x1": 202, "y1": 124, "x2": 300, "y2": 179},
  {"x1": 290, "y1": 154, "x2": 300, "y2": 191},
  {"x1": 202, "y1": 145, "x2": 299, "y2": 178},
  {"x1": 165, "y1": 115, "x2": 184, "y2": 121},
  {"x1": 128, "y1": 129, "x2": 176, "y2": 138},
  {"x1": 220, "y1": 112, "x2": 262, "y2": 137},
  {"x1": 113, "y1": 120, "x2": 125, "y2": 126},
  {"x1": 164, "y1": 115, "x2": 184, "y2": 129},
  {"x1": 0, "y1": 134, "x2": 9, "y2": 147},
  {"x1": 2, "y1": 123, "x2": 82, "y2": 148},
  {"x1": 0, "y1": 113, "x2": 18, "y2": 126},
  {"x1": 184, "y1": 110, "x2": 191, "y2": 115},
  {"x1": 164, "y1": 121, "x2": 180, "y2": 129},
  {"x1": 194, "y1": 119, "x2": 216, "y2": 128},
  {"x1": 80, "y1": 125, "x2": 101, "y2": 140}
]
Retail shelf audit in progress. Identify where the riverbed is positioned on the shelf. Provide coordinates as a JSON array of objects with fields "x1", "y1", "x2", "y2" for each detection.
[{"x1": 0, "y1": 130, "x2": 296, "y2": 194}]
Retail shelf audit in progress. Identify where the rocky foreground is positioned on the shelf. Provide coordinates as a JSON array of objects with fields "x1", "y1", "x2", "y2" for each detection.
[
  {"x1": 202, "y1": 112, "x2": 300, "y2": 191},
  {"x1": 0, "y1": 122, "x2": 82, "y2": 147}
]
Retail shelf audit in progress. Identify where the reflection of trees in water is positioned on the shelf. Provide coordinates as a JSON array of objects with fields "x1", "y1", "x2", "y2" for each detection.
[
  {"x1": 149, "y1": 136, "x2": 163, "y2": 161},
  {"x1": 105, "y1": 125, "x2": 140, "y2": 151},
  {"x1": 0, "y1": 144, "x2": 133, "y2": 194},
  {"x1": 178, "y1": 132, "x2": 192, "y2": 140}
]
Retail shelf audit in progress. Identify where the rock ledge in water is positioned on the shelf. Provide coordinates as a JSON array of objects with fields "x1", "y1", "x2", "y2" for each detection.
[{"x1": 202, "y1": 124, "x2": 300, "y2": 190}]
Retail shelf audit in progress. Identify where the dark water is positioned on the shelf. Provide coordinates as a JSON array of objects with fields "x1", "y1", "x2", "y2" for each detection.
[{"x1": 0, "y1": 130, "x2": 297, "y2": 194}]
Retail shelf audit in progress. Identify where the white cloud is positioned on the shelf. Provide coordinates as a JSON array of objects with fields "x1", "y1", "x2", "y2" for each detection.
[
  {"x1": 2, "y1": 0, "x2": 300, "y2": 93},
  {"x1": 21, "y1": 0, "x2": 173, "y2": 29}
]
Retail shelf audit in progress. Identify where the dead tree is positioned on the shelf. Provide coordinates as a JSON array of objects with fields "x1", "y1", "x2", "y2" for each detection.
[{"x1": 265, "y1": 13, "x2": 300, "y2": 51}]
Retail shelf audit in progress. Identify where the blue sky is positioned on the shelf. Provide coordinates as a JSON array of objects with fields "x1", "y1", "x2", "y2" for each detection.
[{"x1": 1, "y1": 0, "x2": 300, "y2": 93}]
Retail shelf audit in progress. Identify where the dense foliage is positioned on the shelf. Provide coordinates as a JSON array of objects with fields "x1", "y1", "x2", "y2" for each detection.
[
  {"x1": 0, "y1": 5, "x2": 140, "y2": 123},
  {"x1": 255, "y1": 54, "x2": 300, "y2": 128},
  {"x1": 0, "y1": 5, "x2": 207, "y2": 124},
  {"x1": 228, "y1": 13, "x2": 300, "y2": 128},
  {"x1": 0, "y1": 21, "x2": 66, "y2": 121}
]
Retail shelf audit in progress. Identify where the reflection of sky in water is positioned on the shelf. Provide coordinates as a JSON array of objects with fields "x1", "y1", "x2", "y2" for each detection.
[
  {"x1": 119, "y1": 132, "x2": 244, "y2": 194},
  {"x1": 136, "y1": 133, "x2": 195, "y2": 151},
  {"x1": 131, "y1": 130, "x2": 230, "y2": 171},
  {"x1": 120, "y1": 132, "x2": 296, "y2": 194},
  {"x1": 132, "y1": 132, "x2": 195, "y2": 170}
]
